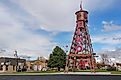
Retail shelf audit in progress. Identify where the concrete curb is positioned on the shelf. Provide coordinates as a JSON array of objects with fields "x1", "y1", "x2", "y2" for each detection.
[{"x1": 0, "y1": 72, "x2": 118, "y2": 75}]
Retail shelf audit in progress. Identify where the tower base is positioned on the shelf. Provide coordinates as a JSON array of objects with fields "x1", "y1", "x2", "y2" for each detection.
[{"x1": 66, "y1": 54, "x2": 96, "y2": 72}]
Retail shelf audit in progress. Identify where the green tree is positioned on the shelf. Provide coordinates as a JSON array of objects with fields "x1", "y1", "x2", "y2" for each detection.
[{"x1": 48, "y1": 46, "x2": 66, "y2": 71}]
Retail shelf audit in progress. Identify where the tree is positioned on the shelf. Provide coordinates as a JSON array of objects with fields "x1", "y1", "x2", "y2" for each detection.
[
  {"x1": 48, "y1": 46, "x2": 66, "y2": 71},
  {"x1": 101, "y1": 54, "x2": 109, "y2": 64}
]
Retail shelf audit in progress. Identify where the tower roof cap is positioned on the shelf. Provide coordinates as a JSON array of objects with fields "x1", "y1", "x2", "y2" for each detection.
[{"x1": 75, "y1": 2, "x2": 88, "y2": 14}]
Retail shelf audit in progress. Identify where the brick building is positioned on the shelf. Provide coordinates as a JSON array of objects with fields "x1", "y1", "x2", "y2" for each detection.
[{"x1": 0, "y1": 57, "x2": 26, "y2": 72}]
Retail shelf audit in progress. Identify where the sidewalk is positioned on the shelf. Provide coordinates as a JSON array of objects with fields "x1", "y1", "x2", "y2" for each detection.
[
  {"x1": 59, "y1": 72, "x2": 111, "y2": 75},
  {"x1": 0, "y1": 72, "x2": 114, "y2": 75}
]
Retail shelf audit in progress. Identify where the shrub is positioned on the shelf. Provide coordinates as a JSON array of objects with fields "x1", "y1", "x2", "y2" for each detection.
[{"x1": 107, "y1": 66, "x2": 116, "y2": 71}]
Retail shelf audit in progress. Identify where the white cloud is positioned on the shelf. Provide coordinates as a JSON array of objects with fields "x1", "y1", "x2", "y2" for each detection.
[
  {"x1": 11, "y1": 0, "x2": 115, "y2": 32},
  {"x1": 92, "y1": 33, "x2": 121, "y2": 45},
  {"x1": 102, "y1": 21, "x2": 121, "y2": 32},
  {"x1": 97, "y1": 47, "x2": 121, "y2": 63},
  {"x1": 0, "y1": 4, "x2": 56, "y2": 58}
]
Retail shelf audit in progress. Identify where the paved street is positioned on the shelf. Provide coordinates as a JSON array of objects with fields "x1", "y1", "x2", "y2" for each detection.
[{"x1": 0, "y1": 74, "x2": 121, "y2": 80}]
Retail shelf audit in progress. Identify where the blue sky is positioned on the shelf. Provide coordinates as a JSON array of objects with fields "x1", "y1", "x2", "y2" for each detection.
[{"x1": 0, "y1": 0, "x2": 121, "y2": 59}]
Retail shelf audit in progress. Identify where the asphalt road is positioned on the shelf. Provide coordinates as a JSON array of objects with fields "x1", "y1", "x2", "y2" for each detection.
[{"x1": 0, "y1": 74, "x2": 121, "y2": 80}]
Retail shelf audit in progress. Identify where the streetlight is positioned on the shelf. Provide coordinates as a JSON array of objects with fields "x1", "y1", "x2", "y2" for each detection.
[
  {"x1": 91, "y1": 53, "x2": 99, "y2": 73},
  {"x1": 14, "y1": 50, "x2": 19, "y2": 72},
  {"x1": 63, "y1": 45, "x2": 69, "y2": 73}
]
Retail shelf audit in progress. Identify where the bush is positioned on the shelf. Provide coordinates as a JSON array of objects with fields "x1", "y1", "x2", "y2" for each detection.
[
  {"x1": 22, "y1": 68, "x2": 27, "y2": 72},
  {"x1": 107, "y1": 66, "x2": 116, "y2": 71}
]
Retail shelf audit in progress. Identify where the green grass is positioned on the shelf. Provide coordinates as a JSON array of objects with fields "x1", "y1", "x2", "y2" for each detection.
[
  {"x1": 72, "y1": 69, "x2": 121, "y2": 74},
  {"x1": 95, "y1": 69, "x2": 108, "y2": 72},
  {"x1": 1, "y1": 70, "x2": 121, "y2": 75},
  {"x1": 111, "y1": 71, "x2": 121, "y2": 74},
  {"x1": 13, "y1": 70, "x2": 59, "y2": 74},
  {"x1": 77, "y1": 69, "x2": 108, "y2": 72}
]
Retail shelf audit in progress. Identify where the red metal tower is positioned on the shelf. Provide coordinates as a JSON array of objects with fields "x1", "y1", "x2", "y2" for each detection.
[{"x1": 66, "y1": 3, "x2": 95, "y2": 71}]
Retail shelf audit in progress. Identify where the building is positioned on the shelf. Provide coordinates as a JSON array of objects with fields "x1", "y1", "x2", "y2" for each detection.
[
  {"x1": 0, "y1": 57, "x2": 26, "y2": 72},
  {"x1": 26, "y1": 57, "x2": 48, "y2": 71}
]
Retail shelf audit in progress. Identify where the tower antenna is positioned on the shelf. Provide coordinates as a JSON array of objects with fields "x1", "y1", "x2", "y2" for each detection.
[{"x1": 80, "y1": 1, "x2": 83, "y2": 10}]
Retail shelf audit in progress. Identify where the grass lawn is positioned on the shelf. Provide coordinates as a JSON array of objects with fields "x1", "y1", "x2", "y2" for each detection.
[
  {"x1": 12, "y1": 70, "x2": 59, "y2": 74},
  {"x1": 1, "y1": 70, "x2": 121, "y2": 75},
  {"x1": 79, "y1": 70, "x2": 121, "y2": 74},
  {"x1": 111, "y1": 71, "x2": 121, "y2": 74},
  {"x1": 0, "y1": 70, "x2": 60, "y2": 75},
  {"x1": 77, "y1": 69, "x2": 108, "y2": 72},
  {"x1": 78, "y1": 70, "x2": 121, "y2": 74}
]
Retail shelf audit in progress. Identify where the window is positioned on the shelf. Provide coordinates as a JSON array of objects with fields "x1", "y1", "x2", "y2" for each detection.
[
  {"x1": 13, "y1": 65, "x2": 15, "y2": 70},
  {"x1": 6, "y1": 65, "x2": 8, "y2": 71},
  {"x1": 19, "y1": 66, "x2": 21, "y2": 69},
  {"x1": 0, "y1": 65, "x2": 3, "y2": 70}
]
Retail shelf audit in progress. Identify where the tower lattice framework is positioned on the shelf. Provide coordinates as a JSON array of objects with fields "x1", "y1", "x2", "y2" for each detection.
[{"x1": 66, "y1": 3, "x2": 95, "y2": 71}]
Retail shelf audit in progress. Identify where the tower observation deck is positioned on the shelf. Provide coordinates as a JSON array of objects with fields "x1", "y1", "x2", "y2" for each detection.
[{"x1": 66, "y1": 3, "x2": 96, "y2": 71}]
